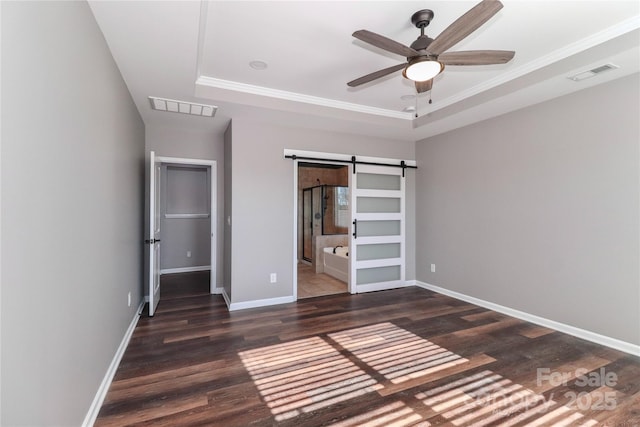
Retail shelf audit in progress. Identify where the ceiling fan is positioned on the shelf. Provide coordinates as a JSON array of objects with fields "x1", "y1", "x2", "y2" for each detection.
[{"x1": 347, "y1": 0, "x2": 515, "y2": 95}]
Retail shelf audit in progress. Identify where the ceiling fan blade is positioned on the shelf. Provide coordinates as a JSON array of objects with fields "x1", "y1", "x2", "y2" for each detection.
[
  {"x1": 415, "y1": 79, "x2": 433, "y2": 93},
  {"x1": 439, "y1": 50, "x2": 515, "y2": 65},
  {"x1": 427, "y1": 0, "x2": 504, "y2": 56},
  {"x1": 347, "y1": 63, "x2": 407, "y2": 87},
  {"x1": 353, "y1": 30, "x2": 420, "y2": 58}
]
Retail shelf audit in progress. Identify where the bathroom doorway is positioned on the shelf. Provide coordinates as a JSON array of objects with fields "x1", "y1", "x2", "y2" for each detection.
[{"x1": 297, "y1": 162, "x2": 349, "y2": 299}]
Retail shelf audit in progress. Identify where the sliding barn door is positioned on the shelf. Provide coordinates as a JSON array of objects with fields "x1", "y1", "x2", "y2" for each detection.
[{"x1": 350, "y1": 165, "x2": 405, "y2": 293}]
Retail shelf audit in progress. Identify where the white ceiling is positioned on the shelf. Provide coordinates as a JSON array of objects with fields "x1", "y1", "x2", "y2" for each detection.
[{"x1": 88, "y1": 1, "x2": 640, "y2": 142}]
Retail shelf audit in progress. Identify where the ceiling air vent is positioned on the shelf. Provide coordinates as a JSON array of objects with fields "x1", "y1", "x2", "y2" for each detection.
[
  {"x1": 148, "y1": 97, "x2": 217, "y2": 117},
  {"x1": 567, "y1": 63, "x2": 618, "y2": 82}
]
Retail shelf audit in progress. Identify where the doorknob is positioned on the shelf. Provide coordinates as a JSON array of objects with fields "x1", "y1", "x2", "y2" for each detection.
[{"x1": 144, "y1": 239, "x2": 161, "y2": 244}]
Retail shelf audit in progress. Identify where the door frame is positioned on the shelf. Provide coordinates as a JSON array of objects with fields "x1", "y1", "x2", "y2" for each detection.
[
  {"x1": 151, "y1": 155, "x2": 218, "y2": 295},
  {"x1": 287, "y1": 149, "x2": 416, "y2": 300}
]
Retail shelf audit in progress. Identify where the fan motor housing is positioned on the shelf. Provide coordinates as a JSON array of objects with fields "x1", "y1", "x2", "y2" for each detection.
[
  {"x1": 410, "y1": 35, "x2": 434, "y2": 52},
  {"x1": 411, "y1": 9, "x2": 434, "y2": 28}
]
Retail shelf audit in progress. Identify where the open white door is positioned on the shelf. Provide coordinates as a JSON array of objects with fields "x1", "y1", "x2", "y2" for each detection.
[
  {"x1": 147, "y1": 151, "x2": 161, "y2": 316},
  {"x1": 350, "y1": 164, "x2": 405, "y2": 293}
]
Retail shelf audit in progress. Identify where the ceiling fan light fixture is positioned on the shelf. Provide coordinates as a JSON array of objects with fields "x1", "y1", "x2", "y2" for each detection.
[
  {"x1": 403, "y1": 58, "x2": 444, "y2": 82},
  {"x1": 347, "y1": 1, "x2": 514, "y2": 98}
]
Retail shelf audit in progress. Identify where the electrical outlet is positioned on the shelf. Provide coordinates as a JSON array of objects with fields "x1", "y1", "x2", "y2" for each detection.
[
  {"x1": 270, "y1": 273, "x2": 277, "y2": 283},
  {"x1": 187, "y1": 250, "x2": 192, "y2": 258},
  {"x1": 431, "y1": 264, "x2": 436, "y2": 273},
  {"x1": 128, "y1": 292, "x2": 131, "y2": 307}
]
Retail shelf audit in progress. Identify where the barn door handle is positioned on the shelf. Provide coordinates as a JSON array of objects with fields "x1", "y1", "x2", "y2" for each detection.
[{"x1": 352, "y1": 219, "x2": 358, "y2": 239}]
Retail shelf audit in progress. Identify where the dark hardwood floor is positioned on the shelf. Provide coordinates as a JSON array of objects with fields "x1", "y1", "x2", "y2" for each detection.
[
  {"x1": 96, "y1": 282, "x2": 640, "y2": 426},
  {"x1": 159, "y1": 271, "x2": 211, "y2": 300}
]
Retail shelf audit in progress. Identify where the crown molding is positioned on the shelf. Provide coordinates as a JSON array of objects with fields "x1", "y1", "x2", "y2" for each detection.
[{"x1": 196, "y1": 76, "x2": 411, "y2": 120}]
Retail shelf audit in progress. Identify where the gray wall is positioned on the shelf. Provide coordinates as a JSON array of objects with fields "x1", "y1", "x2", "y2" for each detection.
[
  {"x1": 146, "y1": 125, "x2": 224, "y2": 288},
  {"x1": 228, "y1": 118, "x2": 415, "y2": 304},
  {"x1": 160, "y1": 165, "x2": 211, "y2": 270},
  {"x1": 1, "y1": 2, "x2": 145, "y2": 425},
  {"x1": 416, "y1": 73, "x2": 640, "y2": 345}
]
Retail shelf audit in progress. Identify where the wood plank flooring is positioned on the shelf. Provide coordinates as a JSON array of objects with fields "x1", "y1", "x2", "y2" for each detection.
[{"x1": 96, "y1": 282, "x2": 640, "y2": 426}]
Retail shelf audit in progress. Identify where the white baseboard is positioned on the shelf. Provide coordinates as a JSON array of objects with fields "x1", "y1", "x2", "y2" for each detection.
[
  {"x1": 219, "y1": 280, "x2": 416, "y2": 311},
  {"x1": 144, "y1": 288, "x2": 222, "y2": 298},
  {"x1": 222, "y1": 288, "x2": 231, "y2": 308},
  {"x1": 82, "y1": 301, "x2": 145, "y2": 427},
  {"x1": 228, "y1": 295, "x2": 296, "y2": 311},
  {"x1": 415, "y1": 281, "x2": 640, "y2": 357},
  {"x1": 160, "y1": 266, "x2": 210, "y2": 275}
]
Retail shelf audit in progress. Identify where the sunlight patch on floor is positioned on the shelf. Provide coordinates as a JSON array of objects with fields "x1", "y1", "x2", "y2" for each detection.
[
  {"x1": 415, "y1": 369, "x2": 599, "y2": 426},
  {"x1": 329, "y1": 322, "x2": 468, "y2": 384},
  {"x1": 329, "y1": 401, "x2": 429, "y2": 427},
  {"x1": 240, "y1": 322, "x2": 601, "y2": 425},
  {"x1": 239, "y1": 336, "x2": 382, "y2": 421}
]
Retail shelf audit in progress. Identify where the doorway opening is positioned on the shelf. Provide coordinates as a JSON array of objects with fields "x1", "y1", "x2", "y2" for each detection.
[
  {"x1": 147, "y1": 153, "x2": 217, "y2": 315},
  {"x1": 297, "y1": 162, "x2": 350, "y2": 299},
  {"x1": 288, "y1": 149, "x2": 413, "y2": 303},
  {"x1": 159, "y1": 164, "x2": 212, "y2": 299}
]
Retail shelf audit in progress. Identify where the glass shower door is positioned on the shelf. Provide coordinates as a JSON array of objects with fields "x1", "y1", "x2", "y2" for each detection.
[{"x1": 350, "y1": 165, "x2": 405, "y2": 293}]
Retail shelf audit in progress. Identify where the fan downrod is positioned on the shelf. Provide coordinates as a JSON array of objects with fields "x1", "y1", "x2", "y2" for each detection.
[{"x1": 411, "y1": 9, "x2": 434, "y2": 29}]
